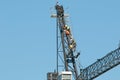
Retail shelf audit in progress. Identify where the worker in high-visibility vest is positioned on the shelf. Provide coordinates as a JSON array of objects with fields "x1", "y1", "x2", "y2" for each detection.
[
  {"x1": 64, "y1": 25, "x2": 71, "y2": 35},
  {"x1": 69, "y1": 39, "x2": 76, "y2": 51}
]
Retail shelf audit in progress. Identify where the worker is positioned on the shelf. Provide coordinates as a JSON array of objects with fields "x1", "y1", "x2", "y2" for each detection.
[
  {"x1": 66, "y1": 26, "x2": 70, "y2": 31},
  {"x1": 64, "y1": 25, "x2": 71, "y2": 35},
  {"x1": 65, "y1": 30, "x2": 70, "y2": 35},
  {"x1": 55, "y1": 4, "x2": 64, "y2": 17},
  {"x1": 63, "y1": 25, "x2": 67, "y2": 29},
  {"x1": 69, "y1": 39, "x2": 76, "y2": 51},
  {"x1": 69, "y1": 44, "x2": 73, "y2": 49}
]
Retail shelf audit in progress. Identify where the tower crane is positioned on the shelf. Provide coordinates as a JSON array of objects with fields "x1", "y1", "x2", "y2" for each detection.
[
  {"x1": 54, "y1": 3, "x2": 79, "y2": 79},
  {"x1": 48, "y1": 3, "x2": 120, "y2": 80}
]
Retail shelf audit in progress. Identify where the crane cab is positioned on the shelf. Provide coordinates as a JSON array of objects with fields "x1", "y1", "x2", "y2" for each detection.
[{"x1": 57, "y1": 71, "x2": 72, "y2": 80}]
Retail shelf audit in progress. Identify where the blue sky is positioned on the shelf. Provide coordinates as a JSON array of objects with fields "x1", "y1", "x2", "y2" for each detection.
[{"x1": 0, "y1": 0, "x2": 120, "y2": 80}]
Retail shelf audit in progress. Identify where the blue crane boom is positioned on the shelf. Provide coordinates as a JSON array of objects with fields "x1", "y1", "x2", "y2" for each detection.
[{"x1": 78, "y1": 47, "x2": 120, "y2": 80}]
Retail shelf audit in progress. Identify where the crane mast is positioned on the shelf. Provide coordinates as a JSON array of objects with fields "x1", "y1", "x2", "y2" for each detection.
[{"x1": 55, "y1": 3, "x2": 79, "y2": 79}]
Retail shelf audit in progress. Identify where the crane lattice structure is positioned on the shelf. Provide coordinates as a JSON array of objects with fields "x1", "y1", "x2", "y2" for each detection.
[
  {"x1": 51, "y1": 3, "x2": 120, "y2": 80},
  {"x1": 78, "y1": 47, "x2": 120, "y2": 80},
  {"x1": 54, "y1": 3, "x2": 79, "y2": 79}
]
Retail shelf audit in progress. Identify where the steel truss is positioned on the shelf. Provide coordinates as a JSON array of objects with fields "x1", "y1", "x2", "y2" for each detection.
[{"x1": 78, "y1": 47, "x2": 120, "y2": 80}]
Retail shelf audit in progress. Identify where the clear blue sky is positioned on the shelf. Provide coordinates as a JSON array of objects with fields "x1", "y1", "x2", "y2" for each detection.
[{"x1": 0, "y1": 0, "x2": 120, "y2": 80}]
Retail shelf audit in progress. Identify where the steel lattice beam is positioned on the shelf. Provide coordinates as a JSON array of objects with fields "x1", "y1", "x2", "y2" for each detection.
[{"x1": 78, "y1": 47, "x2": 120, "y2": 80}]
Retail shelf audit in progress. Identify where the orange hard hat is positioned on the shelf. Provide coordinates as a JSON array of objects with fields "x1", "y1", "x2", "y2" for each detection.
[{"x1": 65, "y1": 30, "x2": 70, "y2": 35}]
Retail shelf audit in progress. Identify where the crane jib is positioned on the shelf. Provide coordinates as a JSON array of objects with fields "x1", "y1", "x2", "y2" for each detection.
[{"x1": 78, "y1": 47, "x2": 120, "y2": 80}]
